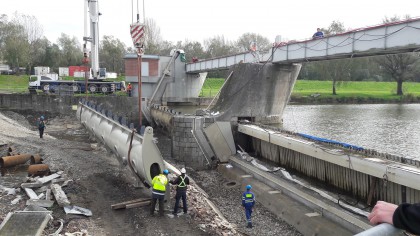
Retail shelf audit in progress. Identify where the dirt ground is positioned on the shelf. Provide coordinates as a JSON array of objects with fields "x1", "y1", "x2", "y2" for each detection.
[{"x1": 0, "y1": 110, "x2": 301, "y2": 236}]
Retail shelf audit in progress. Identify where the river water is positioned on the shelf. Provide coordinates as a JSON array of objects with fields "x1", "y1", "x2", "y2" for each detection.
[
  {"x1": 282, "y1": 104, "x2": 420, "y2": 160},
  {"x1": 170, "y1": 104, "x2": 420, "y2": 159}
]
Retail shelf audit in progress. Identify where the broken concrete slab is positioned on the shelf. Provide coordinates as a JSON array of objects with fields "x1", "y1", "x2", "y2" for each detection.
[
  {"x1": 64, "y1": 205, "x2": 92, "y2": 217},
  {"x1": 51, "y1": 184, "x2": 70, "y2": 206},
  {"x1": 26, "y1": 199, "x2": 54, "y2": 208},
  {"x1": 0, "y1": 211, "x2": 52, "y2": 236},
  {"x1": 11, "y1": 196, "x2": 22, "y2": 205},
  {"x1": 45, "y1": 189, "x2": 51, "y2": 201},
  {"x1": 24, "y1": 205, "x2": 49, "y2": 212},
  {"x1": 37, "y1": 173, "x2": 60, "y2": 184},
  {"x1": 21, "y1": 181, "x2": 43, "y2": 189},
  {"x1": 24, "y1": 188, "x2": 39, "y2": 200}
]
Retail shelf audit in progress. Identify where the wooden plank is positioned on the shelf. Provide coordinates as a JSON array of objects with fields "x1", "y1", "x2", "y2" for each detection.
[
  {"x1": 126, "y1": 200, "x2": 151, "y2": 209},
  {"x1": 21, "y1": 182, "x2": 43, "y2": 188},
  {"x1": 111, "y1": 198, "x2": 150, "y2": 210}
]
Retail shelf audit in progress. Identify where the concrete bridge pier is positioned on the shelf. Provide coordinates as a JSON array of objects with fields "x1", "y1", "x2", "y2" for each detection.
[{"x1": 211, "y1": 63, "x2": 301, "y2": 124}]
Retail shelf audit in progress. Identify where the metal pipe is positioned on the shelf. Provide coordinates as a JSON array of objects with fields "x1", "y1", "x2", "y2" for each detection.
[
  {"x1": 354, "y1": 223, "x2": 404, "y2": 236},
  {"x1": 27, "y1": 164, "x2": 50, "y2": 176},
  {"x1": 77, "y1": 102, "x2": 165, "y2": 187},
  {"x1": 30, "y1": 154, "x2": 43, "y2": 164},
  {"x1": 0, "y1": 154, "x2": 32, "y2": 168}
]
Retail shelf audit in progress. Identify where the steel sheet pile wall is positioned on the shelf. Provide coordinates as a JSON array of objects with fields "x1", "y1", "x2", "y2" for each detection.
[{"x1": 241, "y1": 124, "x2": 420, "y2": 205}]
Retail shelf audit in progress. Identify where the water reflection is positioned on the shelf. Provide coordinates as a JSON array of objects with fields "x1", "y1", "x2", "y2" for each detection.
[{"x1": 282, "y1": 104, "x2": 420, "y2": 159}]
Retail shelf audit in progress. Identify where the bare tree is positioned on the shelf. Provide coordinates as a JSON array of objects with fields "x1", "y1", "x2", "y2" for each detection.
[
  {"x1": 373, "y1": 15, "x2": 418, "y2": 95},
  {"x1": 204, "y1": 35, "x2": 236, "y2": 58},
  {"x1": 12, "y1": 13, "x2": 44, "y2": 71},
  {"x1": 143, "y1": 18, "x2": 163, "y2": 55},
  {"x1": 235, "y1": 33, "x2": 271, "y2": 52}
]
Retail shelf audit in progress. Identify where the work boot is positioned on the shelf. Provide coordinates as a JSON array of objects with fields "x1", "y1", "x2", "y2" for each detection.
[{"x1": 247, "y1": 222, "x2": 252, "y2": 228}]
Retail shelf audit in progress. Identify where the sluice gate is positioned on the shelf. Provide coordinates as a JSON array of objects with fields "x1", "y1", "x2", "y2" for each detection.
[
  {"x1": 237, "y1": 124, "x2": 420, "y2": 205},
  {"x1": 77, "y1": 100, "x2": 165, "y2": 187}
]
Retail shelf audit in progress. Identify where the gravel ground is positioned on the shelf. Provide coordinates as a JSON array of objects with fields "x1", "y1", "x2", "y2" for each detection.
[
  {"x1": 0, "y1": 111, "x2": 208, "y2": 236},
  {"x1": 154, "y1": 130, "x2": 302, "y2": 236},
  {"x1": 0, "y1": 110, "x2": 302, "y2": 236}
]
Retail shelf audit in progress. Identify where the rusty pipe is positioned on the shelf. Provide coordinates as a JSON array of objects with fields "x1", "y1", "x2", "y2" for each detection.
[
  {"x1": 27, "y1": 164, "x2": 50, "y2": 176},
  {"x1": 30, "y1": 154, "x2": 43, "y2": 164},
  {"x1": 0, "y1": 154, "x2": 33, "y2": 168}
]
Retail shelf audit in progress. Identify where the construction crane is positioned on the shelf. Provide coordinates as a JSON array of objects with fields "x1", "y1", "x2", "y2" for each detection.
[{"x1": 83, "y1": 0, "x2": 105, "y2": 80}]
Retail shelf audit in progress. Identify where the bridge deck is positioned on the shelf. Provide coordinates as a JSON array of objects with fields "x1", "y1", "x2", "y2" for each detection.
[{"x1": 185, "y1": 18, "x2": 420, "y2": 73}]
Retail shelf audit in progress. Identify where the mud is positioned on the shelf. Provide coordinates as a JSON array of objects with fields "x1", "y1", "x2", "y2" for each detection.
[
  {"x1": 0, "y1": 110, "x2": 207, "y2": 236},
  {"x1": 0, "y1": 109, "x2": 301, "y2": 236}
]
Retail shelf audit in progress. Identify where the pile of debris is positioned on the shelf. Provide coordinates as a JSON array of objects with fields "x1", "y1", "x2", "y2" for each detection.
[{"x1": 0, "y1": 144, "x2": 92, "y2": 236}]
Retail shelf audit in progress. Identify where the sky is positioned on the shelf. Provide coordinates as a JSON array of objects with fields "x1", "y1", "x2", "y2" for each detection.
[{"x1": 2, "y1": 0, "x2": 419, "y2": 49}]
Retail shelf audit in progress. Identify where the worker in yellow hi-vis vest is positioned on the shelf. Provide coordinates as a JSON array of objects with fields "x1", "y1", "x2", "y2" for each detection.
[{"x1": 150, "y1": 169, "x2": 169, "y2": 216}]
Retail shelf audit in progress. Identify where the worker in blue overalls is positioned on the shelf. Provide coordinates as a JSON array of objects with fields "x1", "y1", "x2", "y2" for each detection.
[{"x1": 242, "y1": 184, "x2": 255, "y2": 228}]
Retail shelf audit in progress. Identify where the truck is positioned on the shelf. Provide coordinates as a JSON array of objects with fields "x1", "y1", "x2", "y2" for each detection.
[
  {"x1": 28, "y1": 74, "x2": 125, "y2": 94},
  {"x1": 28, "y1": 0, "x2": 126, "y2": 94}
]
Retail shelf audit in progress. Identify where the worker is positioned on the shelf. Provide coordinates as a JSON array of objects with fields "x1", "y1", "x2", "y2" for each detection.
[
  {"x1": 312, "y1": 28, "x2": 324, "y2": 39},
  {"x1": 242, "y1": 184, "x2": 255, "y2": 228},
  {"x1": 38, "y1": 115, "x2": 46, "y2": 139},
  {"x1": 126, "y1": 83, "x2": 132, "y2": 97},
  {"x1": 368, "y1": 201, "x2": 420, "y2": 235},
  {"x1": 171, "y1": 167, "x2": 190, "y2": 216},
  {"x1": 150, "y1": 169, "x2": 169, "y2": 216}
]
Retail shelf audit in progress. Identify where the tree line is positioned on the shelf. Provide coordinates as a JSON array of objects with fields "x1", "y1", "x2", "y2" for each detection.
[{"x1": 0, "y1": 13, "x2": 419, "y2": 95}]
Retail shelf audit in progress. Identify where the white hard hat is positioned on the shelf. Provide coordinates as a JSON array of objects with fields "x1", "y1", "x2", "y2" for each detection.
[{"x1": 181, "y1": 168, "x2": 186, "y2": 174}]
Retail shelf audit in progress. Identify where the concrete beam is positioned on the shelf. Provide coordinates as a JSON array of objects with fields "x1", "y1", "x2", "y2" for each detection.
[{"x1": 238, "y1": 124, "x2": 420, "y2": 191}]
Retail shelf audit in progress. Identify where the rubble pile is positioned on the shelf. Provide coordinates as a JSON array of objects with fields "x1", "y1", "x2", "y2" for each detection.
[{"x1": 186, "y1": 184, "x2": 238, "y2": 235}]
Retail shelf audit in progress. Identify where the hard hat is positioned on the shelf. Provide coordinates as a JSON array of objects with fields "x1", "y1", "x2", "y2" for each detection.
[
  {"x1": 246, "y1": 185, "x2": 252, "y2": 190},
  {"x1": 163, "y1": 169, "x2": 169, "y2": 175},
  {"x1": 128, "y1": 83, "x2": 131, "y2": 84},
  {"x1": 40, "y1": 116, "x2": 44, "y2": 120},
  {"x1": 181, "y1": 168, "x2": 186, "y2": 174}
]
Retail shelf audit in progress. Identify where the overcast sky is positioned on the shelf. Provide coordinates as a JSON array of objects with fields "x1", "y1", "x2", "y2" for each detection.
[{"x1": 2, "y1": 0, "x2": 419, "y2": 49}]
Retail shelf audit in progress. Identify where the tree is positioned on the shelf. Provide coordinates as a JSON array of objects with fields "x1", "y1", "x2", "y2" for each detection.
[
  {"x1": 57, "y1": 33, "x2": 83, "y2": 66},
  {"x1": 3, "y1": 19, "x2": 30, "y2": 73},
  {"x1": 13, "y1": 13, "x2": 44, "y2": 71},
  {"x1": 235, "y1": 33, "x2": 271, "y2": 52},
  {"x1": 373, "y1": 15, "x2": 418, "y2": 95},
  {"x1": 99, "y1": 35, "x2": 127, "y2": 74},
  {"x1": 204, "y1": 35, "x2": 236, "y2": 58},
  {"x1": 311, "y1": 20, "x2": 349, "y2": 95}
]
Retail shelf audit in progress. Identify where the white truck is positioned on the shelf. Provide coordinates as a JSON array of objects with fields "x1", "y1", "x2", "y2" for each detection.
[{"x1": 28, "y1": 74, "x2": 125, "y2": 94}]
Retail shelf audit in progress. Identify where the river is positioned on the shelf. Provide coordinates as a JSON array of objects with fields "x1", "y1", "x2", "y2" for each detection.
[
  {"x1": 282, "y1": 104, "x2": 420, "y2": 160},
  {"x1": 170, "y1": 104, "x2": 420, "y2": 160}
]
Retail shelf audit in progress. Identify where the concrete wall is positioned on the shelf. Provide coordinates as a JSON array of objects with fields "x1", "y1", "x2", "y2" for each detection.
[
  {"x1": 172, "y1": 115, "x2": 215, "y2": 170},
  {"x1": 211, "y1": 63, "x2": 301, "y2": 123}
]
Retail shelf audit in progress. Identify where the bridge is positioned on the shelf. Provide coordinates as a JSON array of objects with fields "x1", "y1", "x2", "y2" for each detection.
[{"x1": 186, "y1": 17, "x2": 420, "y2": 73}]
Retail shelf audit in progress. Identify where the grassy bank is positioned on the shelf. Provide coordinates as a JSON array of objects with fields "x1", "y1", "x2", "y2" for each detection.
[
  {"x1": 2, "y1": 75, "x2": 420, "y2": 103},
  {"x1": 0, "y1": 75, "x2": 29, "y2": 93},
  {"x1": 200, "y1": 78, "x2": 420, "y2": 103}
]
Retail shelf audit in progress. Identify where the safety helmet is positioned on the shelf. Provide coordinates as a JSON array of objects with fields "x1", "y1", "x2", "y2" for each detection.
[
  {"x1": 181, "y1": 168, "x2": 186, "y2": 174},
  {"x1": 163, "y1": 169, "x2": 169, "y2": 175},
  {"x1": 246, "y1": 185, "x2": 252, "y2": 190},
  {"x1": 128, "y1": 83, "x2": 131, "y2": 85},
  {"x1": 40, "y1": 116, "x2": 44, "y2": 120}
]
